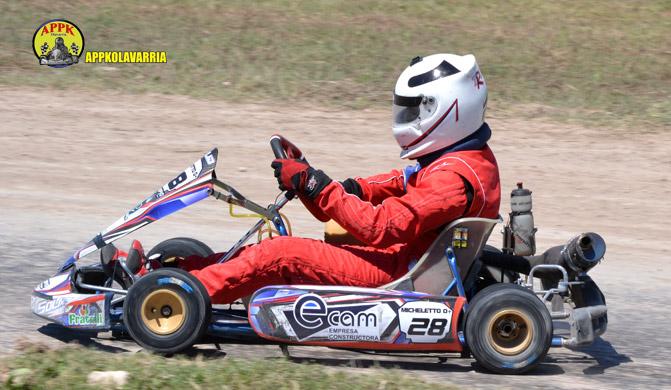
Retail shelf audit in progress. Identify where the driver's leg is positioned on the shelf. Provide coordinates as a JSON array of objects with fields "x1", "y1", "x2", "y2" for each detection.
[{"x1": 185, "y1": 236, "x2": 409, "y2": 304}]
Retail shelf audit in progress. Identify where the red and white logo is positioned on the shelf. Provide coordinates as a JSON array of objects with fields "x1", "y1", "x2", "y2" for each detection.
[{"x1": 473, "y1": 71, "x2": 484, "y2": 90}]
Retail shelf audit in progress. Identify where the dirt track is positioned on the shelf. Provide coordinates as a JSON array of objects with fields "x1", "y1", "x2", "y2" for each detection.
[{"x1": 1, "y1": 88, "x2": 670, "y2": 388}]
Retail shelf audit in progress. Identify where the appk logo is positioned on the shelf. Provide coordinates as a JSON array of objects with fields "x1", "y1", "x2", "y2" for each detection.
[
  {"x1": 33, "y1": 19, "x2": 84, "y2": 68},
  {"x1": 32, "y1": 19, "x2": 167, "y2": 67}
]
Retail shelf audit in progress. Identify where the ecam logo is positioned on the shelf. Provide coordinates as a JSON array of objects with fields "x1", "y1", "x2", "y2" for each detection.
[{"x1": 293, "y1": 294, "x2": 377, "y2": 329}]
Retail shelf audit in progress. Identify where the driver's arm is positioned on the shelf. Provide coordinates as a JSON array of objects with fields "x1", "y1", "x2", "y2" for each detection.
[
  {"x1": 313, "y1": 169, "x2": 469, "y2": 248},
  {"x1": 298, "y1": 169, "x2": 406, "y2": 222},
  {"x1": 341, "y1": 169, "x2": 406, "y2": 205},
  {"x1": 296, "y1": 193, "x2": 331, "y2": 222}
]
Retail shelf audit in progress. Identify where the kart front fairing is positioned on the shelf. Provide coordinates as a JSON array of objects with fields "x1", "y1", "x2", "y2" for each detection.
[
  {"x1": 31, "y1": 268, "x2": 110, "y2": 330},
  {"x1": 58, "y1": 148, "x2": 218, "y2": 272},
  {"x1": 31, "y1": 149, "x2": 218, "y2": 330}
]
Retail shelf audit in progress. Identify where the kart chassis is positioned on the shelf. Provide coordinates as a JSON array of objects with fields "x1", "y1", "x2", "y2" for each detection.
[{"x1": 31, "y1": 137, "x2": 608, "y2": 372}]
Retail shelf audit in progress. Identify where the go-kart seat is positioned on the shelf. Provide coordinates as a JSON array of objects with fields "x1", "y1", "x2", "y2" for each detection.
[{"x1": 382, "y1": 216, "x2": 501, "y2": 296}]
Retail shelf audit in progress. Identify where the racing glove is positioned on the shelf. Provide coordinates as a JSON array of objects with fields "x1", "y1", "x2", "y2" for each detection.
[
  {"x1": 340, "y1": 178, "x2": 363, "y2": 199},
  {"x1": 271, "y1": 158, "x2": 332, "y2": 199}
]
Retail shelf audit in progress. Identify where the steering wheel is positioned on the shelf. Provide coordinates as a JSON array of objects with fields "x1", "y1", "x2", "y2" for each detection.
[
  {"x1": 269, "y1": 134, "x2": 304, "y2": 161},
  {"x1": 269, "y1": 134, "x2": 331, "y2": 221},
  {"x1": 269, "y1": 135, "x2": 305, "y2": 200}
]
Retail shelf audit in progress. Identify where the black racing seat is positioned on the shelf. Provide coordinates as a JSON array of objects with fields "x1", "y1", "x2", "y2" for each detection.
[{"x1": 382, "y1": 216, "x2": 501, "y2": 295}]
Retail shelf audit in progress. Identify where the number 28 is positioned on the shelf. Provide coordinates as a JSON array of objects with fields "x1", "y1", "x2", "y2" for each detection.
[{"x1": 407, "y1": 318, "x2": 448, "y2": 336}]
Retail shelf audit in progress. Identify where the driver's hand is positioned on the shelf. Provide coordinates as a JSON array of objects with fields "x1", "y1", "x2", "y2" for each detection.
[
  {"x1": 271, "y1": 159, "x2": 310, "y2": 191},
  {"x1": 271, "y1": 159, "x2": 332, "y2": 199}
]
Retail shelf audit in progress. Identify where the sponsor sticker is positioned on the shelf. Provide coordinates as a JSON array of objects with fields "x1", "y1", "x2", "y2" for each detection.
[
  {"x1": 287, "y1": 294, "x2": 382, "y2": 342},
  {"x1": 32, "y1": 296, "x2": 68, "y2": 316},
  {"x1": 32, "y1": 293, "x2": 108, "y2": 328},
  {"x1": 123, "y1": 157, "x2": 204, "y2": 221},
  {"x1": 452, "y1": 227, "x2": 469, "y2": 248},
  {"x1": 67, "y1": 304, "x2": 105, "y2": 327},
  {"x1": 398, "y1": 301, "x2": 453, "y2": 343}
]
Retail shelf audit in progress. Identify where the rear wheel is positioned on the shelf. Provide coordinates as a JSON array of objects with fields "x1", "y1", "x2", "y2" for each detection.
[
  {"x1": 465, "y1": 283, "x2": 552, "y2": 374},
  {"x1": 123, "y1": 268, "x2": 211, "y2": 354},
  {"x1": 147, "y1": 237, "x2": 214, "y2": 265}
]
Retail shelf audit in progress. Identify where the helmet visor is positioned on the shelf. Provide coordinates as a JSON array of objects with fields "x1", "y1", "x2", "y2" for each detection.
[
  {"x1": 392, "y1": 93, "x2": 438, "y2": 126},
  {"x1": 393, "y1": 93, "x2": 422, "y2": 125},
  {"x1": 393, "y1": 104, "x2": 420, "y2": 124}
]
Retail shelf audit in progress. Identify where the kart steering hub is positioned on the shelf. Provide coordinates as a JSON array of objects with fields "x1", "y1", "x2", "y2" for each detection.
[
  {"x1": 141, "y1": 289, "x2": 186, "y2": 335},
  {"x1": 486, "y1": 309, "x2": 533, "y2": 356}
]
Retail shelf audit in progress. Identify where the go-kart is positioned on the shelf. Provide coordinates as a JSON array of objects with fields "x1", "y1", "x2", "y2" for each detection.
[{"x1": 32, "y1": 135, "x2": 608, "y2": 374}]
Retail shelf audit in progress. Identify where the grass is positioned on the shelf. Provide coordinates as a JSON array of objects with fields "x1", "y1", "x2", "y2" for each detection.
[
  {"x1": 0, "y1": 344, "x2": 456, "y2": 390},
  {"x1": 0, "y1": 0, "x2": 669, "y2": 127}
]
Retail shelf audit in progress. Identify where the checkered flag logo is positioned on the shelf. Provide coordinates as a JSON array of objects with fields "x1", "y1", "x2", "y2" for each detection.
[
  {"x1": 40, "y1": 42, "x2": 49, "y2": 55},
  {"x1": 70, "y1": 42, "x2": 79, "y2": 56}
]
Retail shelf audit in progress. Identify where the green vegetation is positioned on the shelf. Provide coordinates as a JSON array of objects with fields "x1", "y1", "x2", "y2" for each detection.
[
  {"x1": 0, "y1": 0, "x2": 669, "y2": 126},
  {"x1": 0, "y1": 344, "x2": 455, "y2": 389}
]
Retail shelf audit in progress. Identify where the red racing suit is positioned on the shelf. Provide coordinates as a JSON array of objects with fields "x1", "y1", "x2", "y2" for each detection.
[{"x1": 184, "y1": 146, "x2": 501, "y2": 304}]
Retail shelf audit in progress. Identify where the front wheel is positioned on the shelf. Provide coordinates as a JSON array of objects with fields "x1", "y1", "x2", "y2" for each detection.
[
  {"x1": 464, "y1": 283, "x2": 552, "y2": 374},
  {"x1": 123, "y1": 268, "x2": 211, "y2": 354}
]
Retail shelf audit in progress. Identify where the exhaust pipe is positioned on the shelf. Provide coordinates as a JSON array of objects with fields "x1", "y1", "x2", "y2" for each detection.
[
  {"x1": 562, "y1": 233, "x2": 606, "y2": 273},
  {"x1": 480, "y1": 233, "x2": 606, "y2": 280}
]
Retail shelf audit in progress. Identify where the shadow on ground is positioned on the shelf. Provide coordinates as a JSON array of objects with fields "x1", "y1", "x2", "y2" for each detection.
[
  {"x1": 543, "y1": 337, "x2": 631, "y2": 376},
  {"x1": 577, "y1": 338, "x2": 632, "y2": 375},
  {"x1": 37, "y1": 324, "x2": 229, "y2": 358},
  {"x1": 269, "y1": 346, "x2": 568, "y2": 375},
  {"x1": 37, "y1": 324, "x2": 131, "y2": 353},
  {"x1": 36, "y1": 324, "x2": 629, "y2": 378}
]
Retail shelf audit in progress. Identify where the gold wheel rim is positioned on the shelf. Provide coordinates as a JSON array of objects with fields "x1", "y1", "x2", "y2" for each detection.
[
  {"x1": 140, "y1": 289, "x2": 186, "y2": 335},
  {"x1": 486, "y1": 309, "x2": 534, "y2": 356}
]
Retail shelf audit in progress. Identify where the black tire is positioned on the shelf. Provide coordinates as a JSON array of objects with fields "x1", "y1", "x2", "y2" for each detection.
[
  {"x1": 465, "y1": 283, "x2": 552, "y2": 374},
  {"x1": 123, "y1": 268, "x2": 211, "y2": 354},
  {"x1": 147, "y1": 237, "x2": 214, "y2": 264}
]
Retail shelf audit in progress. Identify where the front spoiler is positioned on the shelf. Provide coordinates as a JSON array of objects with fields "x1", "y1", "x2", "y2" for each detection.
[{"x1": 31, "y1": 268, "x2": 111, "y2": 330}]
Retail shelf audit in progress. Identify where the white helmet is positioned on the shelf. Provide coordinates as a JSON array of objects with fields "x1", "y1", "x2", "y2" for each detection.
[{"x1": 392, "y1": 53, "x2": 488, "y2": 159}]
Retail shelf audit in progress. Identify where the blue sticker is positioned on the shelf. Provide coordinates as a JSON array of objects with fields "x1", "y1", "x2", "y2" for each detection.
[
  {"x1": 146, "y1": 188, "x2": 209, "y2": 220},
  {"x1": 157, "y1": 277, "x2": 193, "y2": 293}
]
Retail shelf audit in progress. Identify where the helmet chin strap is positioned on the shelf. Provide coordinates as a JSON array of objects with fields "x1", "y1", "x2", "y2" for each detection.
[{"x1": 416, "y1": 122, "x2": 491, "y2": 167}]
